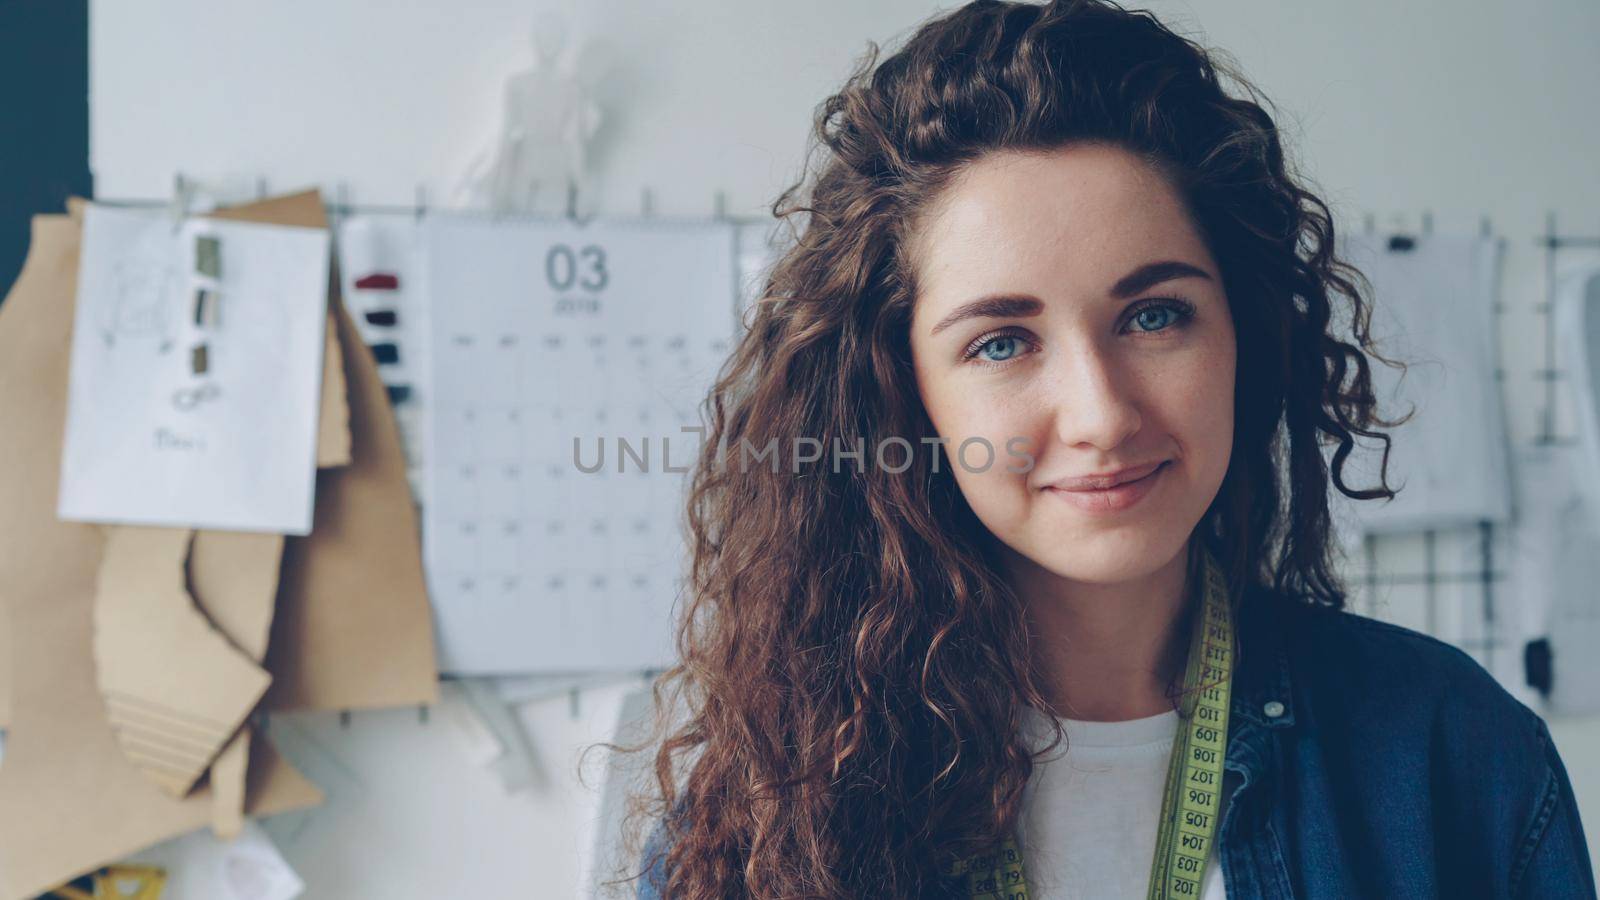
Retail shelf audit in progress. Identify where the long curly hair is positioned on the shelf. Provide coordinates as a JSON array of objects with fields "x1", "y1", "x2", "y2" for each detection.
[{"x1": 608, "y1": 0, "x2": 1405, "y2": 895}]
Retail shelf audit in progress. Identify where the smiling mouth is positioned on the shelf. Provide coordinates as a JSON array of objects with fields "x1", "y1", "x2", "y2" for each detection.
[
  {"x1": 1043, "y1": 460, "x2": 1170, "y2": 513},
  {"x1": 1050, "y1": 459, "x2": 1167, "y2": 491}
]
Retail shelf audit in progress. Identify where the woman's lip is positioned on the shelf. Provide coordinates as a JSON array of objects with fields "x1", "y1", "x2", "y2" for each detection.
[
  {"x1": 1044, "y1": 460, "x2": 1170, "y2": 513},
  {"x1": 1051, "y1": 459, "x2": 1168, "y2": 491}
]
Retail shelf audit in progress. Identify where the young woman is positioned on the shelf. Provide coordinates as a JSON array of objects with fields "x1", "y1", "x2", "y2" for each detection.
[{"x1": 621, "y1": 0, "x2": 1596, "y2": 896}]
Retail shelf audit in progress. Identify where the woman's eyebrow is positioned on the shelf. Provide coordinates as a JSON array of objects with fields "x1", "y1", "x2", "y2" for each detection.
[
  {"x1": 929, "y1": 294, "x2": 1042, "y2": 336},
  {"x1": 927, "y1": 260, "x2": 1213, "y2": 337},
  {"x1": 1109, "y1": 259, "x2": 1212, "y2": 299}
]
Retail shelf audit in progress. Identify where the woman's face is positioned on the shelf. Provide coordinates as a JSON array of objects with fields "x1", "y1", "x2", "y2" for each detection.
[{"x1": 908, "y1": 143, "x2": 1236, "y2": 586}]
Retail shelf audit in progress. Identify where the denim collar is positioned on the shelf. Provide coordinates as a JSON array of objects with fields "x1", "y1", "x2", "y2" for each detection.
[{"x1": 1227, "y1": 581, "x2": 1296, "y2": 731}]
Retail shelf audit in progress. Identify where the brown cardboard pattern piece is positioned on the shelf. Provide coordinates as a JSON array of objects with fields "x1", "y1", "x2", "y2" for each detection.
[
  {"x1": 0, "y1": 593, "x2": 9, "y2": 726},
  {"x1": 185, "y1": 193, "x2": 350, "y2": 833},
  {"x1": 187, "y1": 528, "x2": 285, "y2": 838},
  {"x1": 91, "y1": 525, "x2": 271, "y2": 798},
  {"x1": 189, "y1": 531, "x2": 284, "y2": 664},
  {"x1": 0, "y1": 194, "x2": 351, "y2": 728},
  {"x1": 315, "y1": 307, "x2": 353, "y2": 467},
  {"x1": 264, "y1": 299, "x2": 441, "y2": 710},
  {"x1": 0, "y1": 213, "x2": 321, "y2": 900},
  {"x1": 208, "y1": 193, "x2": 440, "y2": 713}
]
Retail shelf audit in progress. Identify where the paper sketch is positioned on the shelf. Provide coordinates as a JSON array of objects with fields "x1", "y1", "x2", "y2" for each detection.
[{"x1": 58, "y1": 204, "x2": 332, "y2": 535}]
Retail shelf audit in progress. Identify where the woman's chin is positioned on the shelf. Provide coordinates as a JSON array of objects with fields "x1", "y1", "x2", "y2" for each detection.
[{"x1": 1023, "y1": 529, "x2": 1189, "y2": 586}]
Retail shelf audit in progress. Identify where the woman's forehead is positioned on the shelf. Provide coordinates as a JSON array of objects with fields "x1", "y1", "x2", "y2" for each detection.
[{"x1": 909, "y1": 147, "x2": 1213, "y2": 318}]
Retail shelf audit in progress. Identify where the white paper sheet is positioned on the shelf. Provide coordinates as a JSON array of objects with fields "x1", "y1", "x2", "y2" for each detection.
[
  {"x1": 422, "y1": 216, "x2": 737, "y2": 673},
  {"x1": 1327, "y1": 231, "x2": 1512, "y2": 538},
  {"x1": 122, "y1": 819, "x2": 304, "y2": 900},
  {"x1": 58, "y1": 204, "x2": 331, "y2": 535}
]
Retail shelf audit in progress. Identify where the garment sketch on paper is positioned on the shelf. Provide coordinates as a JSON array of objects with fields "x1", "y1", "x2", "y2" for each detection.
[
  {"x1": 455, "y1": 11, "x2": 610, "y2": 218},
  {"x1": 60, "y1": 204, "x2": 334, "y2": 535},
  {"x1": 95, "y1": 238, "x2": 225, "y2": 413},
  {"x1": 100, "y1": 249, "x2": 180, "y2": 354}
]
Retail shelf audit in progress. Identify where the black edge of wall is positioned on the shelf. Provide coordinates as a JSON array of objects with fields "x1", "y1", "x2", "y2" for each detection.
[{"x1": 0, "y1": 0, "x2": 93, "y2": 304}]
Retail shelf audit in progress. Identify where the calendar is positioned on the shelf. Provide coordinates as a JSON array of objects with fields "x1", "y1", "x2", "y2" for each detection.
[{"x1": 422, "y1": 216, "x2": 739, "y2": 673}]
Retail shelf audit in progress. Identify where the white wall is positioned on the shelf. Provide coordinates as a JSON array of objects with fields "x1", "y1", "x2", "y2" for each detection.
[
  {"x1": 89, "y1": 0, "x2": 1600, "y2": 894},
  {"x1": 89, "y1": 0, "x2": 1600, "y2": 226}
]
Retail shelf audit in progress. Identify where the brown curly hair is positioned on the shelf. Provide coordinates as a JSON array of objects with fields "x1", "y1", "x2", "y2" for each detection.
[{"x1": 605, "y1": 0, "x2": 1405, "y2": 895}]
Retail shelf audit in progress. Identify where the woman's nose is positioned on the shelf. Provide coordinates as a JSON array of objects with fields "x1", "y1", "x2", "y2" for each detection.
[{"x1": 1049, "y1": 342, "x2": 1142, "y2": 452}]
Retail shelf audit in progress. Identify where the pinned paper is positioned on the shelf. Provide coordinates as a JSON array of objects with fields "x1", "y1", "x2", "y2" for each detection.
[
  {"x1": 58, "y1": 204, "x2": 333, "y2": 535},
  {"x1": 0, "y1": 211, "x2": 322, "y2": 900},
  {"x1": 0, "y1": 191, "x2": 434, "y2": 723},
  {"x1": 1326, "y1": 231, "x2": 1510, "y2": 537},
  {"x1": 336, "y1": 216, "x2": 428, "y2": 515},
  {"x1": 420, "y1": 215, "x2": 735, "y2": 672},
  {"x1": 91, "y1": 526, "x2": 271, "y2": 797}
]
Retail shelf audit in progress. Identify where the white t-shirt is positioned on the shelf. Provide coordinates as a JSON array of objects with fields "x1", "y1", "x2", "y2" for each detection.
[{"x1": 1016, "y1": 705, "x2": 1229, "y2": 899}]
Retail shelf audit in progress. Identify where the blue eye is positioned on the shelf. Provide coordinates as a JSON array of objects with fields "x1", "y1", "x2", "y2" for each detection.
[
  {"x1": 1133, "y1": 307, "x2": 1175, "y2": 331},
  {"x1": 978, "y1": 335, "x2": 1023, "y2": 362},
  {"x1": 962, "y1": 329, "x2": 1034, "y2": 366},
  {"x1": 1127, "y1": 298, "x2": 1196, "y2": 334},
  {"x1": 959, "y1": 297, "x2": 1195, "y2": 368}
]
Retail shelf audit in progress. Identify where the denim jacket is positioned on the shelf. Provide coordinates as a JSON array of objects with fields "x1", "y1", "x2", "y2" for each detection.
[{"x1": 637, "y1": 583, "x2": 1597, "y2": 898}]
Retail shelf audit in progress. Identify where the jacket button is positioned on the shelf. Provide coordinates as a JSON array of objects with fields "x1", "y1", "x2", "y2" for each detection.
[{"x1": 1263, "y1": 700, "x2": 1286, "y2": 718}]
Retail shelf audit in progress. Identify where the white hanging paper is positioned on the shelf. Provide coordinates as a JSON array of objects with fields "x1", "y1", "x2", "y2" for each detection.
[
  {"x1": 422, "y1": 216, "x2": 737, "y2": 673},
  {"x1": 337, "y1": 216, "x2": 429, "y2": 503},
  {"x1": 58, "y1": 204, "x2": 331, "y2": 535},
  {"x1": 1327, "y1": 231, "x2": 1512, "y2": 537}
]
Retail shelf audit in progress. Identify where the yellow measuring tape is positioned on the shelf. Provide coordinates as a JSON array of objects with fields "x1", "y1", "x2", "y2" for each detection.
[{"x1": 953, "y1": 547, "x2": 1234, "y2": 900}]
